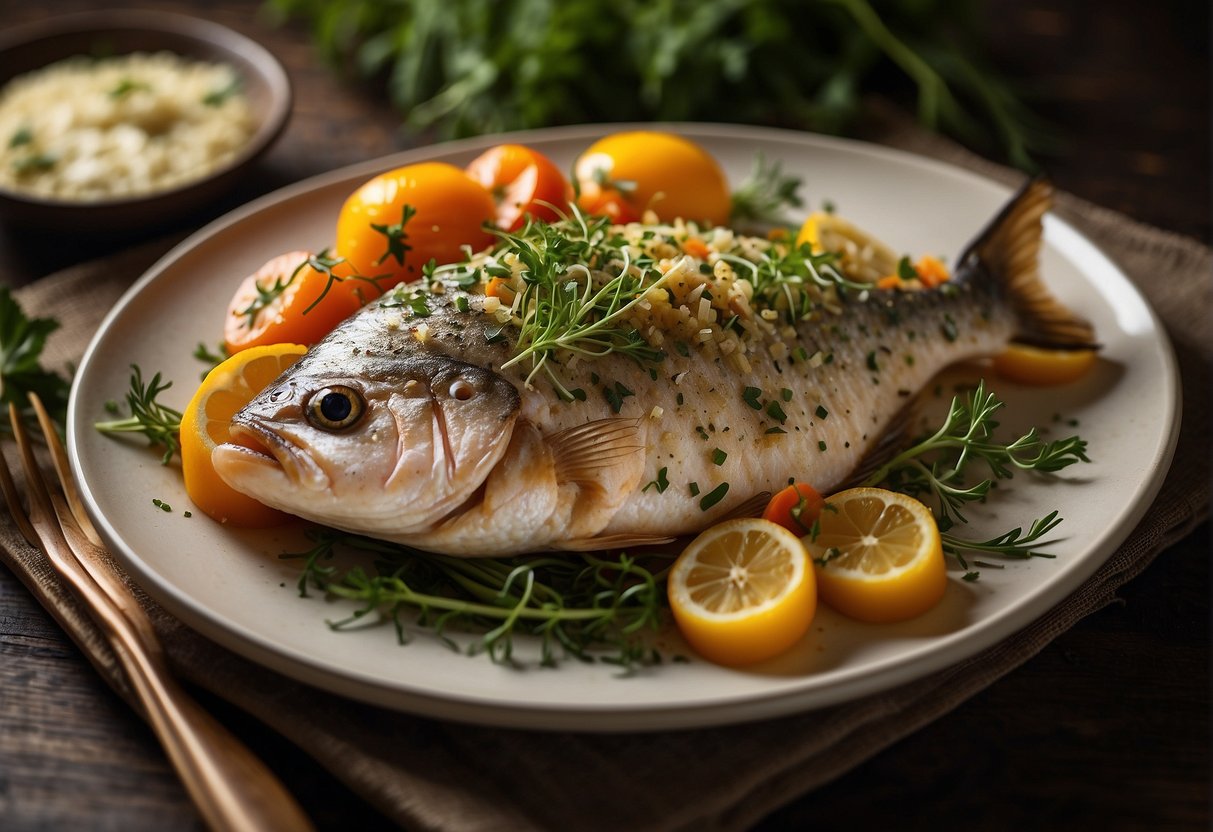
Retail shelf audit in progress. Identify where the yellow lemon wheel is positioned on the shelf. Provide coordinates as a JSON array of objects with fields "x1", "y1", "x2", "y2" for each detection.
[
  {"x1": 795, "y1": 211, "x2": 900, "y2": 283},
  {"x1": 805, "y1": 488, "x2": 946, "y2": 624},
  {"x1": 668, "y1": 518, "x2": 816, "y2": 666},
  {"x1": 992, "y1": 343, "x2": 1098, "y2": 386},
  {"x1": 180, "y1": 343, "x2": 307, "y2": 527}
]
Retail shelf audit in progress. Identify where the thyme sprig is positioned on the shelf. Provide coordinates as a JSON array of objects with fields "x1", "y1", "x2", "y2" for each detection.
[
  {"x1": 94, "y1": 366, "x2": 183, "y2": 464},
  {"x1": 862, "y1": 380, "x2": 1089, "y2": 559},
  {"x1": 492, "y1": 211, "x2": 672, "y2": 396},
  {"x1": 289, "y1": 529, "x2": 668, "y2": 667}
]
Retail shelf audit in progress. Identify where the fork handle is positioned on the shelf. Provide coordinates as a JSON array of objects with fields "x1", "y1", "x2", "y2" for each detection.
[{"x1": 108, "y1": 634, "x2": 314, "y2": 832}]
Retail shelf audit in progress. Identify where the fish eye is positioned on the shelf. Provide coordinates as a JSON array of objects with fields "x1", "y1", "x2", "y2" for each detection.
[
  {"x1": 449, "y1": 379, "x2": 475, "y2": 401},
  {"x1": 306, "y1": 385, "x2": 365, "y2": 431}
]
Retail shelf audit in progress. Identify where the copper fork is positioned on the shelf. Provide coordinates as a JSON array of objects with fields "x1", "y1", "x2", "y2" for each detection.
[{"x1": 0, "y1": 397, "x2": 313, "y2": 832}]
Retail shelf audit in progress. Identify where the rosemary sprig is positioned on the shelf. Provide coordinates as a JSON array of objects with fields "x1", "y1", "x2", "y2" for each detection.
[
  {"x1": 288, "y1": 529, "x2": 668, "y2": 668},
  {"x1": 863, "y1": 380, "x2": 1089, "y2": 557},
  {"x1": 94, "y1": 365, "x2": 183, "y2": 464}
]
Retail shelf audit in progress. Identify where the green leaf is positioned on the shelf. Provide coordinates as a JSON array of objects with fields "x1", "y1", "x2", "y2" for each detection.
[{"x1": 0, "y1": 288, "x2": 70, "y2": 432}]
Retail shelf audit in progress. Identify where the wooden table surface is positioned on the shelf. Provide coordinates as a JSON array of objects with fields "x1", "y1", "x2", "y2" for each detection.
[{"x1": 1, "y1": 1, "x2": 1207, "y2": 829}]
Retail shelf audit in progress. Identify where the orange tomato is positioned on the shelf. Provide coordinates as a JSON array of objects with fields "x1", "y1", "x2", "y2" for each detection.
[
  {"x1": 223, "y1": 251, "x2": 371, "y2": 355},
  {"x1": 762, "y1": 482, "x2": 826, "y2": 537},
  {"x1": 573, "y1": 131, "x2": 731, "y2": 226},
  {"x1": 335, "y1": 161, "x2": 496, "y2": 288},
  {"x1": 465, "y1": 144, "x2": 571, "y2": 230}
]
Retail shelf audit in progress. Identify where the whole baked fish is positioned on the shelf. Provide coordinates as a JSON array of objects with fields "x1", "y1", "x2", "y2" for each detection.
[{"x1": 213, "y1": 180, "x2": 1094, "y2": 555}]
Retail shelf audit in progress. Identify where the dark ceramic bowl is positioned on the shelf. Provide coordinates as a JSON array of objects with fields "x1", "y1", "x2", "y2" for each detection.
[{"x1": 0, "y1": 10, "x2": 291, "y2": 231}]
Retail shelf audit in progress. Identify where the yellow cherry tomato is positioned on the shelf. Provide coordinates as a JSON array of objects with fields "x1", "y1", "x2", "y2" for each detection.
[
  {"x1": 574, "y1": 131, "x2": 731, "y2": 226},
  {"x1": 335, "y1": 162, "x2": 496, "y2": 289}
]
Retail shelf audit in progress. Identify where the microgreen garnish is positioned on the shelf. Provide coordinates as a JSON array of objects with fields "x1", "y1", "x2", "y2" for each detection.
[
  {"x1": 490, "y1": 209, "x2": 671, "y2": 397},
  {"x1": 94, "y1": 366, "x2": 183, "y2": 464}
]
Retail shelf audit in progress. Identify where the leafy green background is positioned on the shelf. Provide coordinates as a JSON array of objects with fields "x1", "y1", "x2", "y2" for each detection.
[{"x1": 266, "y1": 0, "x2": 1045, "y2": 168}]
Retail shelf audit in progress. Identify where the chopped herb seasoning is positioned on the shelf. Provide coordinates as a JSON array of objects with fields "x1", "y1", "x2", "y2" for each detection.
[
  {"x1": 815, "y1": 405, "x2": 829, "y2": 419},
  {"x1": 183, "y1": 511, "x2": 192, "y2": 518},
  {"x1": 711, "y1": 448, "x2": 727, "y2": 466},
  {"x1": 674, "y1": 341, "x2": 690, "y2": 357},
  {"x1": 484, "y1": 325, "x2": 508, "y2": 344},
  {"x1": 8, "y1": 127, "x2": 32, "y2": 148},
  {"x1": 676, "y1": 392, "x2": 684, "y2": 406},
  {"x1": 689, "y1": 482, "x2": 700, "y2": 497},
  {"x1": 695, "y1": 426, "x2": 710, "y2": 440},
  {"x1": 742, "y1": 386, "x2": 763, "y2": 409},
  {"x1": 568, "y1": 387, "x2": 586, "y2": 401},
  {"x1": 765, "y1": 427, "x2": 786, "y2": 435},
  {"x1": 699, "y1": 482, "x2": 729, "y2": 511},
  {"x1": 904, "y1": 354, "x2": 915, "y2": 366},
  {"x1": 941, "y1": 314, "x2": 958, "y2": 342},
  {"x1": 780, "y1": 387, "x2": 793, "y2": 402},
  {"x1": 897, "y1": 256, "x2": 919, "y2": 281},
  {"x1": 766, "y1": 401, "x2": 787, "y2": 423},
  {"x1": 792, "y1": 346, "x2": 809, "y2": 363},
  {"x1": 590, "y1": 372, "x2": 600, "y2": 384},
  {"x1": 454, "y1": 295, "x2": 470, "y2": 313},
  {"x1": 603, "y1": 381, "x2": 634, "y2": 413},
  {"x1": 818, "y1": 440, "x2": 827, "y2": 451},
  {"x1": 151, "y1": 498, "x2": 171, "y2": 512},
  {"x1": 642, "y1": 467, "x2": 670, "y2": 493},
  {"x1": 866, "y1": 351, "x2": 879, "y2": 372}
]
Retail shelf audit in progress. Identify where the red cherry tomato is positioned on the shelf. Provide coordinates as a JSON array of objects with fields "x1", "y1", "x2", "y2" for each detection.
[{"x1": 466, "y1": 144, "x2": 572, "y2": 231}]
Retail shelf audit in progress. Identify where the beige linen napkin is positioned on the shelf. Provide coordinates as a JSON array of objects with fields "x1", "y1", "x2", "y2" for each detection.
[{"x1": 2, "y1": 119, "x2": 1209, "y2": 831}]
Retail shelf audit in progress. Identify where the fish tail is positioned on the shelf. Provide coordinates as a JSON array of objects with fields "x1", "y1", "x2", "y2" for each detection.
[{"x1": 957, "y1": 177, "x2": 1098, "y2": 350}]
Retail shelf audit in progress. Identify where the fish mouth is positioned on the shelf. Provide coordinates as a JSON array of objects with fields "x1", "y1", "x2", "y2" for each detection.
[{"x1": 215, "y1": 419, "x2": 330, "y2": 492}]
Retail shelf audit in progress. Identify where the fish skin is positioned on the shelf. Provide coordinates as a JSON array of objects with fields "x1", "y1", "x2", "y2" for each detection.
[{"x1": 214, "y1": 179, "x2": 1085, "y2": 555}]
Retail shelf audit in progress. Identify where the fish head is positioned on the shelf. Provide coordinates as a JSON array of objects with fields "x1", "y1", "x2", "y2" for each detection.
[{"x1": 212, "y1": 352, "x2": 521, "y2": 535}]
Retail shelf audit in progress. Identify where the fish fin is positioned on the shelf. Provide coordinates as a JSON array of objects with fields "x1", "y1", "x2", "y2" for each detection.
[
  {"x1": 717, "y1": 491, "x2": 773, "y2": 521},
  {"x1": 843, "y1": 398, "x2": 917, "y2": 489},
  {"x1": 549, "y1": 417, "x2": 644, "y2": 485},
  {"x1": 557, "y1": 533, "x2": 675, "y2": 551},
  {"x1": 958, "y1": 177, "x2": 1099, "y2": 350}
]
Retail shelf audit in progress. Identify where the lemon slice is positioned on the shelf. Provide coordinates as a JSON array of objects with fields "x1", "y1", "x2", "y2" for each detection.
[
  {"x1": 796, "y1": 211, "x2": 900, "y2": 283},
  {"x1": 668, "y1": 518, "x2": 816, "y2": 666},
  {"x1": 804, "y1": 488, "x2": 946, "y2": 624},
  {"x1": 180, "y1": 343, "x2": 307, "y2": 526},
  {"x1": 992, "y1": 343, "x2": 1098, "y2": 386}
]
